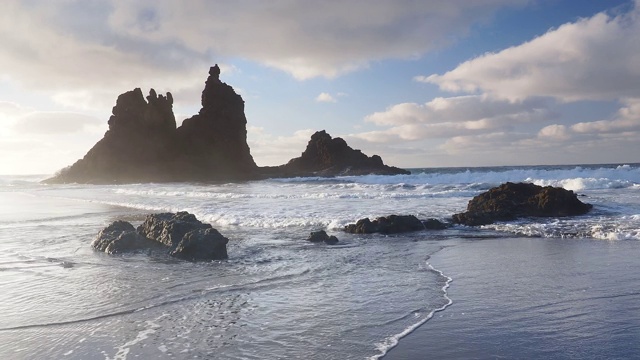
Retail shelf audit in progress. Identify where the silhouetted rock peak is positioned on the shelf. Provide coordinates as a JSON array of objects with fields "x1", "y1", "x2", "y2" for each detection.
[
  {"x1": 277, "y1": 130, "x2": 409, "y2": 176},
  {"x1": 46, "y1": 66, "x2": 257, "y2": 184},
  {"x1": 209, "y1": 64, "x2": 221, "y2": 79},
  {"x1": 107, "y1": 88, "x2": 176, "y2": 135},
  {"x1": 181, "y1": 64, "x2": 257, "y2": 177},
  {"x1": 45, "y1": 67, "x2": 407, "y2": 184},
  {"x1": 200, "y1": 64, "x2": 242, "y2": 111}
]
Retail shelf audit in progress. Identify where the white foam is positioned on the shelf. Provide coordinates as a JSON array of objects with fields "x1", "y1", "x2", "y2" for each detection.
[
  {"x1": 368, "y1": 259, "x2": 453, "y2": 360},
  {"x1": 107, "y1": 313, "x2": 168, "y2": 360},
  {"x1": 530, "y1": 177, "x2": 635, "y2": 191},
  {"x1": 347, "y1": 165, "x2": 640, "y2": 191},
  {"x1": 590, "y1": 224, "x2": 640, "y2": 241}
]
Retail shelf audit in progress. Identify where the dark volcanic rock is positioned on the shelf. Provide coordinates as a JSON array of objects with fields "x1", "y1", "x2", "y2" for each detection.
[
  {"x1": 92, "y1": 220, "x2": 157, "y2": 254},
  {"x1": 175, "y1": 65, "x2": 257, "y2": 180},
  {"x1": 44, "y1": 66, "x2": 404, "y2": 184},
  {"x1": 267, "y1": 130, "x2": 409, "y2": 177},
  {"x1": 48, "y1": 88, "x2": 178, "y2": 183},
  {"x1": 93, "y1": 212, "x2": 229, "y2": 261},
  {"x1": 307, "y1": 230, "x2": 339, "y2": 245},
  {"x1": 452, "y1": 182, "x2": 593, "y2": 226},
  {"x1": 92, "y1": 220, "x2": 134, "y2": 251},
  {"x1": 170, "y1": 227, "x2": 229, "y2": 261},
  {"x1": 45, "y1": 65, "x2": 257, "y2": 184},
  {"x1": 137, "y1": 211, "x2": 212, "y2": 248},
  {"x1": 422, "y1": 218, "x2": 449, "y2": 230},
  {"x1": 344, "y1": 215, "x2": 429, "y2": 234}
]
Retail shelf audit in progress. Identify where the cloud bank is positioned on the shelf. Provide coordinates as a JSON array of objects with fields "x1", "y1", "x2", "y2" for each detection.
[
  {"x1": 0, "y1": 0, "x2": 527, "y2": 96},
  {"x1": 356, "y1": 95, "x2": 555, "y2": 143},
  {"x1": 354, "y1": 1, "x2": 640, "y2": 166},
  {"x1": 420, "y1": 2, "x2": 640, "y2": 102}
]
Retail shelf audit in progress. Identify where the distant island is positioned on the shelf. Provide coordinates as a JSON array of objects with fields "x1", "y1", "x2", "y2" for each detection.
[{"x1": 45, "y1": 65, "x2": 408, "y2": 184}]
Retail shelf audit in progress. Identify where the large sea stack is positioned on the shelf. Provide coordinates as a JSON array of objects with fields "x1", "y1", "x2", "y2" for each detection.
[
  {"x1": 265, "y1": 130, "x2": 410, "y2": 176},
  {"x1": 46, "y1": 65, "x2": 257, "y2": 184},
  {"x1": 174, "y1": 65, "x2": 256, "y2": 180},
  {"x1": 46, "y1": 66, "x2": 409, "y2": 183}
]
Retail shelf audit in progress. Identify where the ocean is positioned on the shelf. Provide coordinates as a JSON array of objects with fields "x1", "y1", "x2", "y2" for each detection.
[{"x1": 0, "y1": 163, "x2": 639, "y2": 359}]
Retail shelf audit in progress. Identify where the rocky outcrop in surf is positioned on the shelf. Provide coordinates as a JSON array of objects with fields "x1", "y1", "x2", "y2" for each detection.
[
  {"x1": 92, "y1": 220, "x2": 159, "y2": 254},
  {"x1": 46, "y1": 65, "x2": 257, "y2": 184},
  {"x1": 307, "y1": 230, "x2": 339, "y2": 245},
  {"x1": 344, "y1": 215, "x2": 447, "y2": 234},
  {"x1": 265, "y1": 130, "x2": 410, "y2": 177},
  {"x1": 92, "y1": 211, "x2": 229, "y2": 261},
  {"x1": 452, "y1": 182, "x2": 593, "y2": 226}
]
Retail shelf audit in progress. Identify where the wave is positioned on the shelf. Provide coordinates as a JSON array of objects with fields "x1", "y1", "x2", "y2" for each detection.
[
  {"x1": 112, "y1": 187, "x2": 472, "y2": 201},
  {"x1": 109, "y1": 164, "x2": 640, "y2": 202},
  {"x1": 327, "y1": 164, "x2": 640, "y2": 191},
  {"x1": 0, "y1": 211, "x2": 110, "y2": 228},
  {"x1": 369, "y1": 251, "x2": 453, "y2": 360},
  {"x1": 486, "y1": 216, "x2": 640, "y2": 241},
  {"x1": 0, "y1": 175, "x2": 49, "y2": 187}
]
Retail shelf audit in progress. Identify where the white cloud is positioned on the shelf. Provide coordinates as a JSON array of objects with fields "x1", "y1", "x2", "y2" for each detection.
[
  {"x1": 571, "y1": 98, "x2": 640, "y2": 134},
  {"x1": 12, "y1": 112, "x2": 104, "y2": 134},
  {"x1": 442, "y1": 132, "x2": 523, "y2": 153},
  {"x1": 538, "y1": 124, "x2": 570, "y2": 141},
  {"x1": 356, "y1": 95, "x2": 555, "y2": 142},
  {"x1": 430, "y1": 98, "x2": 640, "y2": 165},
  {"x1": 422, "y1": 2, "x2": 640, "y2": 102},
  {"x1": 316, "y1": 93, "x2": 337, "y2": 103},
  {"x1": 0, "y1": 105, "x2": 106, "y2": 174},
  {"x1": 0, "y1": 101, "x2": 32, "y2": 117},
  {"x1": 247, "y1": 127, "x2": 315, "y2": 166},
  {"x1": 0, "y1": 0, "x2": 528, "y2": 97}
]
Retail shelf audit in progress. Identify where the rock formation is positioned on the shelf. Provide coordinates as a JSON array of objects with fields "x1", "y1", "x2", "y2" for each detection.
[
  {"x1": 45, "y1": 66, "x2": 408, "y2": 183},
  {"x1": 92, "y1": 211, "x2": 229, "y2": 261},
  {"x1": 92, "y1": 220, "x2": 158, "y2": 254},
  {"x1": 307, "y1": 230, "x2": 339, "y2": 245},
  {"x1": 46, "y1": 65, "x2": 257, "y2": 184},
  {"x1": 265, "y1": 130, "x2": 410, "y2": 177},
  {"x1": 174, "y1": 65, "x2": 257, "y2": 180},
  {"x1": 452, "y1": 182, "x2": 593, "y2": 226},
  {"x1": 344, "y1": 215, "x2": 447, "y2": 234}
]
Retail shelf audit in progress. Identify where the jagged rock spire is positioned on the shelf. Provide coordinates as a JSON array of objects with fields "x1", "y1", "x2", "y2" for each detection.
[{"x1": 209, "y1": 64, "x2": 221, "y2": 80}]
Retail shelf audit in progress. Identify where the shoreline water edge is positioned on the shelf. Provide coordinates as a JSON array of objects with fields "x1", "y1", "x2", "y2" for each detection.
[{"x1": 1, "y1": 163, "x2": 639, "y2": 359}]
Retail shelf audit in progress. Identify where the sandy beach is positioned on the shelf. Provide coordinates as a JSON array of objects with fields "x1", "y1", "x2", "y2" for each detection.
[{"x1": 385, "y1": 237, "x2": 640, "y2": 359}]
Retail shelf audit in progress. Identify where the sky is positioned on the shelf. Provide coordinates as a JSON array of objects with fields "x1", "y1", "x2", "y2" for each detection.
[{"x1": 1, "y1": 0, "x2": 639, "y2": 175}]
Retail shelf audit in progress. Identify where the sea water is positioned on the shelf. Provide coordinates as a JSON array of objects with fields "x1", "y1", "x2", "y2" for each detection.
[{"x1": 0, "y1": 164, "x2": 638, "y2": 359}]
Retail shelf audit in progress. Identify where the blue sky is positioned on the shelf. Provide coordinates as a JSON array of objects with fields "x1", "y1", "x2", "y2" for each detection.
[{"x1": 1, "y1": 0, "x2": 638, "y2": 174}]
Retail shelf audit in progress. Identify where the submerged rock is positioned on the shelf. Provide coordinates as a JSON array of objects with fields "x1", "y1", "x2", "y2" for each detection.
[
  {"x1": 422, "y1": 218, "x2": 449, "y2": 230},
  {"x1": 93, "y1": 211, "x2": 229, "y2": 261},
  {"x1": 307, "y1": 230, "x2": 339, "y2": 245},
  {"x1": 344, "y1": 215, "x2": 444, "y2": 234},
  {"x1": 266, "y1": 130, "x2": 410, "y2": 177},
  {"x1": 452, "y1": 182, "x2": 593, "y2": 226}
]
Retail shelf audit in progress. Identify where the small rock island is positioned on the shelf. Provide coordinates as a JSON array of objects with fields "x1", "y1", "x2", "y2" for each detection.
[
  {"x1": 45, "y1": 65, "x2": 408, "y2": 184},
  {"x1": 262, "y1": 130, "x2": 409, "y2": 177},
  {"x1": 452, "y1": 182, "x2": 593, "y2": 226}
]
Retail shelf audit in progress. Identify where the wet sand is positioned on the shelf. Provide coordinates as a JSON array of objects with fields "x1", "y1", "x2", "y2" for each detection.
[{"x1": 385, "y1": 237, "x2": 640, "y2": 359}]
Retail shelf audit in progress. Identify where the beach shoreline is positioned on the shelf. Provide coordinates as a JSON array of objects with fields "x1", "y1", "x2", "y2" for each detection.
[
  {"x1": 384, "y1": 236, "x2": 640, "y2": 359},
  {"x1": 1, "y1": 164, "x2": 639, "y2": 359}
]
